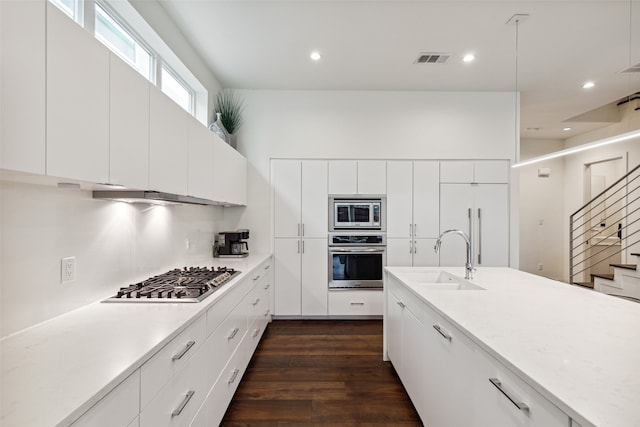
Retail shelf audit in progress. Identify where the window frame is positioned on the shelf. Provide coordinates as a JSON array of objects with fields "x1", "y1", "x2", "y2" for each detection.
[{"x1": 160, "y1": 63, "x2": 195, "y2": 115}]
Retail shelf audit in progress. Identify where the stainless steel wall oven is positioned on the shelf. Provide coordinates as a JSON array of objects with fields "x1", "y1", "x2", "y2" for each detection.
[{"x1": 328, "y1": 233, "x2": 386, "y2": 289}]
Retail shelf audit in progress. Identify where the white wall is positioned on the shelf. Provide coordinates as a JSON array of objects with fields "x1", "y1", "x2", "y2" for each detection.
[
  {"x1": 0, "y1": 180, "x2": 226, "y2": 337},
  {"x1": 227, "y1": 90, "x2": 518, "y2": 254},
  {"x1": 519, "y1": 139, "x2": 565, "y2": 280}
]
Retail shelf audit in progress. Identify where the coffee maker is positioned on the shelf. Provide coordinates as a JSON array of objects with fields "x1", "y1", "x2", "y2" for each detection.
[{"x1": 214, "y1": 229, "x2": 249, "y2": 258}]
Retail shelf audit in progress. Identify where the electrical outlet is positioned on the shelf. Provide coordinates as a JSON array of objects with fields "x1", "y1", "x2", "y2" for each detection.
[
  {"x1": 61, "y1": 257, "x2": 76, "y2": 284},
  {"x1": 538, "y1": 263, "x2": 544, "y2": 271}
]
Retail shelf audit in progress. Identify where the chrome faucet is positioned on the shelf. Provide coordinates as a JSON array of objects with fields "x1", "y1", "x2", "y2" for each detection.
[{"x1": 434, "y1": 229, "x2": 474, "y2": 279}]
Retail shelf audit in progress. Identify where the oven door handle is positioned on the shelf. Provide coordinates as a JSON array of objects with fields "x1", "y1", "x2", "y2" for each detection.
[{"x1": 329, "y1": 248, "x2": 386, "y2": 253}]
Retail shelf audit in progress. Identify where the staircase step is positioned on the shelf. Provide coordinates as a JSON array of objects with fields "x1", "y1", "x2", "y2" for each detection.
[
  {"x1": 573, "y1": 281, "x2": 595, "y2": 289},
  {"x1": 610, "y1": 263, "x2": 637, "y2": 271},
  {"x1": 591, "y1": 273, "x2": 615, "y2": 281}
]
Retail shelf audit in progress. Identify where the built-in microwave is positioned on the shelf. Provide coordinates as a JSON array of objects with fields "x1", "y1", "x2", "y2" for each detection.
[{"x1": 329, "y1": 195, "x2": 386, "y2": 231}]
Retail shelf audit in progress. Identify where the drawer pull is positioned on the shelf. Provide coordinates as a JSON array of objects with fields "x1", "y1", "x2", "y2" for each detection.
[
  {"x1": 264, "y1": 309, "x2": 270, "y2": 317},
  {"x1": 252, "y1": 298, "x2": 260, "y2": 306},
  {"x1": 397, "y1": 301, "x2": 406, "y2": 308},
  {"x1": 228, "y1": 368, "x2": 240, "y2": 384},
  {"x1": 350, "y1": 302, "x2": 365, "y2": 306},
  {"x1": 263, "y1": 283, "x2": 270, "y2": 290},
  {"x1": 433, "y1": 324, "x2": 452, "y2": 341},
  {"x1": 171, "y1": 390, "x2": 195, "y2": 418},
  {"x1": 252, "y1": 328, "x2": 260, "y2": 338},
  {"x1": 227, "y1": 327, "x2": 240, "y2": 340},
  {"x1": 253, "y1": 275, "x2": 260, "y2": 281},
  {"x1": 264, "y1": 265, "x2": 271, "y2": 270},
  {"x1": 171, "y1": 341, "x2": 195, "y2": 361},
  {"x1": 489, "y1": 378, "x2": 529, "y2": 411}
]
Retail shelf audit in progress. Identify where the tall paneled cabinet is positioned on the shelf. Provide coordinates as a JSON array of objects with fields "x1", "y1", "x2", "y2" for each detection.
[
  {"x1": 273, "y1": 160, "x2": 328, "y2": 315},
  {"x1": 386, "y1": 161, "x2": 440, "y2": 267},
  {"x1": 439, "y1": 161, "x2": 510, "y2": 267}
]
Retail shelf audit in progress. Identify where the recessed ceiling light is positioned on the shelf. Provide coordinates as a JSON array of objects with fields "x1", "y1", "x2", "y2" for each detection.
[
  {"x1": 563, "y1": 127, "x2": 572, "y2": 131},
  {"x1": 582, "y1": 81, "x2": 595, "y2": 89},
  {"x1": 462, "y1": 53, "x2": 475, "y2": 63},
  {"x1": 310, "y1": 51, "x2": 321, "y2": 61}
]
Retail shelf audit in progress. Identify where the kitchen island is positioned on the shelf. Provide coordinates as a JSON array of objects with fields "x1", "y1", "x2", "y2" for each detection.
[
  {"x1": 0, "y1": 253, "x2": 272, "y2": 427},
  {"x1": 384, "y1": 266, "x2": 640, "y2": 427}
]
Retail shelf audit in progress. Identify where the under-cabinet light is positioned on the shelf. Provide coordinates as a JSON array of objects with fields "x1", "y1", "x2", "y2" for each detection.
[{"x1": 512, "y1": 129, "x2": 640, "y2": 168}]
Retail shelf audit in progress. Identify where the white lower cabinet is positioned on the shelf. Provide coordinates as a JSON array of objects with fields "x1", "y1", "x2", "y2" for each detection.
[
  {"x1": 328, "y1": 290, "x2": 383, "y2": 316},
  {"x1": 206, "y1": 339, "x2": 248, "y2": 426},
  {"x1": 385, "y1": 274, "x2": 570, "y2": 427}
]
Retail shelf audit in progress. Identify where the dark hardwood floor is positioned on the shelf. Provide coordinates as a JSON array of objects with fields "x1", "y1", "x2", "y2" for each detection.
[{"x1": 220, "y1": 320, "x2": 422, "y2": 426}]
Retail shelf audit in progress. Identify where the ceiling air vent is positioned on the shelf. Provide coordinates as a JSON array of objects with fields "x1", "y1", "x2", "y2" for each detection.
[
  {"x1": 620, "y1": 62, "x2": 640, "y2": 74},
  {"x1": 415, "y1": 53, "x2": 451, "y2": 64}
]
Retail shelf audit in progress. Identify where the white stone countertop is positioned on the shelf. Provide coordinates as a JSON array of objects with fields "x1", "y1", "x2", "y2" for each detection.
[
  {"x1": 385, "y1": 266, "x2": 640, "y2": 427},
  {"x1": 0, "y1": 253, "x2": 272, "y2": 427}
]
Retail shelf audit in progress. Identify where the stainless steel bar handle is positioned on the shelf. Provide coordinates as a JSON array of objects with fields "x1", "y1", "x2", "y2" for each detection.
[
  {"x1": 264, "y1": 309, "x2": 270, "y2": 317},
  {"x1": 477, "y1": 208, "x2": 482, "y2": 265},
  {"x1": 302, "y1": 240, "x2": 305, "y2": 254},
  {"x1": 172, "y1": 341, "x2": 195, "y2": 361},
  {"x1": 297, "y1": 223, "x2": 300, "y2": 237},
  {"x1": 264, "y1": 265, "x2": 271, "y2": 270},
  {"x1": 414, "y1": 224, "x2": 417, "y2": 236},
  {"x1": 252, "y1": 298, "x2": 260, "y2": 306},
  {"x1": 171, "y1": 390, "x2": 195, "y2": 417},
  {"x1": 297, "y1": 240, "x2": 300, "y2": 254},
  {"x1": 397, "y1": 301, "x2": 406, "y2": 308},
  {"x1": 227, "y1": 368, "x2": 240, "y2": 384},
  {"x1": 252, "y1": 328, "x2": 260, "y2": 338},
  {"x1": 413, "y1": 240, "x2": 417, "y2": 254},
  {"x1": 227, "y1": 327, "x2": 240, "y2": 340},
  {"x1": 350, "y1": 302, "x2": 365, "y2": 306},
  {"x1": 433, "y1": 324, "x2": 452, "y2": 341},
  {"x1": 264, "y1": 283, "x2": 270, "y2": 290},
  {"x1": 489, "y1": 378, "x2": 530, "y2": 411},
  {"x1": 409, "y1": 240, "x2": 413, "y2": 254},
  {"x1": 330, "y1": 248, "x2": 386, "y2": 253},
  {"x1": 410, "y1": 224, "x2": 412, "y2": 237},
  {"x1": 302, "y1": 223, "x2": 305, "y2": 237},
  {"x1": 253, "y1": 275, "x2": 261, "y2": 282}
]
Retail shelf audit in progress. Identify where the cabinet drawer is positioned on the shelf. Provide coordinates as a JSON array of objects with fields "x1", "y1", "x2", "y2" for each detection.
[
  {"x1": 205, "y1": 301, "x2": 248, "y2": 389},
  {"x1": 206, "y1": 275, "x2": 252, "y2": 336},
  {"x1": 206, "y1": 342, "x2": 247, "y2": 427},
  {"x1": 141, "y1": 316, "x2": 206, "y2": 409},
  {"x1": 473, "y1": 349, "x2": 568, "y2": 427},
  {"x1": 246, "y1": 318, "x2": 269, "y2": 364},
  {"x1": 140, "y1": 345, "x2": 207, "y2": 427},
  {"x1": 71, "y1": 370, "x2": 140, "y2": 427},
  {"x1": 328, "y1": 290, "x2": 383, "y2": 315}
]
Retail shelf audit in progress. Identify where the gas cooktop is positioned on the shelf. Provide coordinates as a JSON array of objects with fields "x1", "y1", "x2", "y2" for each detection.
[{"x1": 102, "y1": 266, "x2": 239, "y2": 303}]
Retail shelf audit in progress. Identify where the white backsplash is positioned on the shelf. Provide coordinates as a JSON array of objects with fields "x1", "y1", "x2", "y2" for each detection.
[{"x1": 0, "y1": 179, "x2": 226, "y2": 337}]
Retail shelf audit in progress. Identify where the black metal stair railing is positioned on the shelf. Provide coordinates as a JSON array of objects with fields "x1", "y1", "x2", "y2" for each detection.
[{"x1": 569, "y1": 163, "x2": 640, "y2": 285}]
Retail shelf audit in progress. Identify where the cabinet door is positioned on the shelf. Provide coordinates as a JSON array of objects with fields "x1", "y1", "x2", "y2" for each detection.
[
  {"x1": 412, "y1": 238, "x2": 440, "y2": 267},
  {"x1": 402, "y1": 305, "x2": 427, "y2": 419},
  {"x1": 474, "y1": 184, "x2": 509, "y2": 267},
  {"x1": 358, "y1": 160, "x2": 386, "y2": 194},
  {"x1": 1, "y1": 0, "x2": 46, "y2": 174},
  {"x1": 47, "y1": 4, "x2": 109, "y2": 183},
  {"x1": 274, "y1": 238, "x2": 301, "y2": 315},
  {"x1": 110, "y1": 54, "x2": 150, "y2": 189},
  {"x1": 328, "y1": 160, "x2": 357, "y2": 194},
  {"x1": 149, "y1": 88, "x2": 188, "y2": 194},
  {"x1": 421, "y1": 306, "x2": 476, "y2": 427},
  {"x1": 301, "y1": 239, "x2": 328, "y2": 315},
  {"x1": 386, "y1": 238, "x2": 413, "y2": 267},
  {"x1": 187, "y1": 117, "x2": 214, "y2": 200},
  {"x1": 212, "y1": 136, "x2": 247, "y2": 205},
  {"x1": 440, "y1": 161, "x2": 473, "y2": 183},
  {"x1": 413, "y1": 161, "x2": 440, "y2": 238},
  {"x1": 301, "y1": 160, "x2": 328, "y2": 238},
  {"x1": 474, "y1": 160, "x2": 509, "y2": 183},
  {"x1": 273, "y1": 160, "x2": 301, "y2": 238},
  {"x1": 385, "y1": 288, "x2": 403, "y2": 370},
  {"x1": 387, "y1": 161, "x2": 413, "y2": 238},
  {"x1": 439, "y1": 184, "x2": 474, "y2": 266}
]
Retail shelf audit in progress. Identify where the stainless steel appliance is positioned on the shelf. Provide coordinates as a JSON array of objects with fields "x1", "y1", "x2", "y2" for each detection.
[
  {"x1": 103, "y1": 266, "x2": 239, "y2": 302},
  {"x1": 329, "y1": 195, "x2": 386, "y2": 231},
  {"x1": 214, "y1": 230, "x2": 249, "y2": 258},
  {"x1": 328, "y1": 232, "x2": 386, "y2": 289}
]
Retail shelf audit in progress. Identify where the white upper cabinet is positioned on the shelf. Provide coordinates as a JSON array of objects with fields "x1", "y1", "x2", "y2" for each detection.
[
  {"x1": 412, "y1": 161, "x2": 439, "y2": 238},
  {"x1": 273, "y1": 160, "x2": 302, "y2": 238},
  {"x1": 358, "y1": 160, "x2": 387, "y2": 194},
  {"x1": 212, "y1": 137, "x2": 247, "y2": 205},
  {"x1": 387, "y1": 161, "x2": 413, "y2": 238},
  {"x1": 328, "y1": 160, "x2": 357, "y2": 194},
  {"x1": 301, "y1": 160, "x2": 328, "y2": 238},
  {"x1": 440, "y1": 160, "x2": 509, "y2": 183},
  {"x1": 1, "y1": 0, "x2": 46, "y2": 174},
  {"x1": 187, "y1": 117, "x2": 214, "y2": 200},
  {"x1": 149, "y1": 87, "x2": 189, "y2": 195},
  {"x1": 110, "y1": 54, "x2": 150, "y2": 189},
  {"x1": 46, "y1": 4, "x2": 110, "y2": 183}
]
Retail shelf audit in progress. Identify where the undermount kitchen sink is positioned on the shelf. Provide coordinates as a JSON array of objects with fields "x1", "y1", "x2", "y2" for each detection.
[{"x1": 400, "y1": 270, "x2": 485, "y2": 291}]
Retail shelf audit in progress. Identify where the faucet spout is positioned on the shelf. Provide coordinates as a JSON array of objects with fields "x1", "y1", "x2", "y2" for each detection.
[{"x1": 434, "y1": 229, "x2": 474, "y2": 279}]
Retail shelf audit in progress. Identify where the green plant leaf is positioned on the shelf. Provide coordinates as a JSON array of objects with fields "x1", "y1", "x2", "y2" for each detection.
[{"x1": 215, "y1": 89, "x2": 245, "y2": 135}]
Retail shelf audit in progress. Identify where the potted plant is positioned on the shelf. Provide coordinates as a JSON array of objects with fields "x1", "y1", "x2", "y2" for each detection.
[{"x1": 213, "y1": 89, "x2": 245, "y2": 149}]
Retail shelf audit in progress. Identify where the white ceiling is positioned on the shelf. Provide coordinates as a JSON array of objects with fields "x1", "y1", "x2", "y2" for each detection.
[{"x1": 159, "y1": 0, "x2": 640, "y2": 140}]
